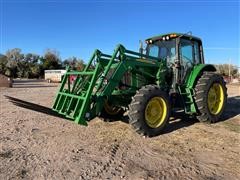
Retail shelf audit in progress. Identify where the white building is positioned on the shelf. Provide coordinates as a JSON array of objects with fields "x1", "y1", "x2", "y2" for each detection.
[{"x1": 44, "y1": 69, "x2": 66, "y2": 83}]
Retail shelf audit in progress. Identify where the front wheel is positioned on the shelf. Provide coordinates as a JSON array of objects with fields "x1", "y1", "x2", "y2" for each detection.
[
  {"x1": 194, "y1": 72, "x2": 227, "y2": 123},
  {"x1": 128, "y1": 85, "x2": 170, "y2": 137}
]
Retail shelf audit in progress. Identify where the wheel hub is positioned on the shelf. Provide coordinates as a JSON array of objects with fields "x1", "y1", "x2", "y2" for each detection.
[
  {"x1": 207, "y1": 83, "x2": 224, "y2": 115},
  {"x1": 145, "y1": 97, "x2": 167, "y2": 128}
]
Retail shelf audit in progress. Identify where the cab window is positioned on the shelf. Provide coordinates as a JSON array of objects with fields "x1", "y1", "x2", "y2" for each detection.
[
  {"x1": 180, "y1": 39, "x2": 193, "y2": 64},
  {"x1": 147, "y1": 39, "x2": 176, "y2": 62},
  {"x1": 148, "y1": 45, "x2": 159, "y2": 58},
  {"x1": 180, "y1": 39, "x2": 194, "y2": 81},
  {"x1": 194, "y1": 41, "x2": 200, "y2": 64},
  {"x1": 159, "y1": 47, "x2": 167, "y2": 59},
  {"x1": 159, "y1": 40, "x2": 176, "y2": 63}
]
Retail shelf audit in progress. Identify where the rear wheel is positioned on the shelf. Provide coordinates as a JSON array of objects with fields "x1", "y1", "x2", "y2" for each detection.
[
  {"x1": 128, "y1": 85, "x2": 170, "y2": 137},
  {"x1": 194, "y1": 72, "x2": 227, "y2": 123}
]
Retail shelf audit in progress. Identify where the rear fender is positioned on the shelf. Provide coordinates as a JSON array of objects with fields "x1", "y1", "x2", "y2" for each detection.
[{"x1": 186, "y1": 64, "x2": 216, "y2": 88}]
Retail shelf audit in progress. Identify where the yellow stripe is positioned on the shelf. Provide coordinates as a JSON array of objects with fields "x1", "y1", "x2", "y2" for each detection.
[{"x1": 136, "y1": 59, "x2": 156, "y2": 65}]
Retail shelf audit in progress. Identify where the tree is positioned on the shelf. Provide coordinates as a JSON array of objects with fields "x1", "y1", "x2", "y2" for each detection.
[
  {"x1": 3, "y1": 49, "x2": 42, "y2": 78},
  {"x1": 0, "y1": 54, "x2": 8, "y2": 75},
  {"x1": 24, "y1": 53, "x2": 40, "y2": 78},
  {"x1": 5, "y1": 48, "x2": 24, "y2": 77},
  {"x1": 1, "y1": 48, "x2": 85, "y2": 78},
  {"x1": 5, "y1": 48, "x2": 24, "y2": 62},
  {"x1": 215, "y1": 64, "x2": 238, "y2": 77},
  {"x1": 76, "y1": 59, "x2": 85, "y2": 71},
  {"x1": 63, "y1": 57, "x2": 85, "y2": 71},
  {"x1": 41, "y1": 49, "x2": 61, "y2": 70},
  {"x1": 24, "y1": 53, "x2": 39, "y2": 64},
  {"x1": 30, "y1": 65, "x2": 41, "y2": 78},
  {"x1": 63, "y1": 56, "x2": 78, "y2": 69}
]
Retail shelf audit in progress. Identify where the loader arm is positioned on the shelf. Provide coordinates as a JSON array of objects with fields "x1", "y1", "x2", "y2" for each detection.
[{"x1": 52, "y1": 44, "x2": 163, "y2": 125}]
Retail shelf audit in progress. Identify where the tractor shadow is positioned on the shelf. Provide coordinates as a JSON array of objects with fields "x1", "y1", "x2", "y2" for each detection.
[
  {"x1": 4, "y1": 95, "x2": 66, "y2": 120},
  {"x1": 118, "y1": 95, "x2": 240, "y2": 135},
  {"x1": 163, "y1": 112, "x2": 197, "y2": 134},
  {"x1": 120, "y1": 111, "x2": 198, "y2": 135},
  {"x1": 221, "y1": 96, "x2": 240, "y2": 120}
]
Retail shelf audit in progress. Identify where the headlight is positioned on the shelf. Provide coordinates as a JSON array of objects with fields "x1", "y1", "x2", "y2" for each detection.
[
  {"x1": 149, "y1": 39, "x2": 153, "y2": 43},
  {"x1": 162, "y1": 37, "x2": 166, "y2": 41},
  {"x1": 166, "y1": 36, "x2": 169, "y2": 40}
]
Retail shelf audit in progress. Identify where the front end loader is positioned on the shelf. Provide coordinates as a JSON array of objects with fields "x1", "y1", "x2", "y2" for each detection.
[{"x1": 52, "y1": 33, "x2": 227, "y2": 136}]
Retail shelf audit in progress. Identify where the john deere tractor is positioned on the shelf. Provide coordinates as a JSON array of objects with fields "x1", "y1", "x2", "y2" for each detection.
[{"x1": 52, "y1": 32, "x2": 227, "y2": 136}]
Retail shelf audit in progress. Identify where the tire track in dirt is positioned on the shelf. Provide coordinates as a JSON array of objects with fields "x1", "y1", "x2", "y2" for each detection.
[
  {"x1": 135, "y1": 145, "x2": 211, "y2": 179},
  {"x1": 79, "y1": 143, "x2": 128, "y2": 179},
  {"x1": 159, "y1": 164, "x2": 200, "y2": 180},
  {"x1": 156, "y1": 155, "x2": 224, "y2": 180}
]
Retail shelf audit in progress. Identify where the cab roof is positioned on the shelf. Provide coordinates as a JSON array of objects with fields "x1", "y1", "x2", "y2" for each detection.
[{"x1": 145, "y1": 32, "x2": 202, "y2": 42}]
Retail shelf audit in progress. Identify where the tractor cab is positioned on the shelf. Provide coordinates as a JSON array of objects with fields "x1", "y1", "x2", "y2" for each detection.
[{"x1": 145, "y1": 33, "x2": 204, "y2": 83}]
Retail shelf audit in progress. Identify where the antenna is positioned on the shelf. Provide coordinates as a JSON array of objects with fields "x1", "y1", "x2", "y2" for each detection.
[
  {"x1": 139, "y1": 40, "x2": 143, "y2": 55},
  {"x1": 179, "y1": 31, "x2": 193, "y2": 38}
]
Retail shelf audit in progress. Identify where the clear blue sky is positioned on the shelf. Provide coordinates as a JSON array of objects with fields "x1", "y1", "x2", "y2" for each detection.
[{"x1": 0, "y1": 0, "x2": 239, "y2": 66}]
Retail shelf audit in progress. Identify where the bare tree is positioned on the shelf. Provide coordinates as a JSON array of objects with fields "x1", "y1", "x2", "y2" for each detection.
[{"x1": 215, "y1": 64, "x2": 238, "y2": 77}]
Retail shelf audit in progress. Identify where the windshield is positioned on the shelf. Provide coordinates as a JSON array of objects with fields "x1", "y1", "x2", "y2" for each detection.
[{"x1": 147, "y1": 39, "x2": 176, "y2": 63}]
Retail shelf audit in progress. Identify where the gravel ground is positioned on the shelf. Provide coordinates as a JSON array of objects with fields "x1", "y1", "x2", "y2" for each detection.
[{"x1": 0, "y1": 80, "x2": 239, "y2": 180}]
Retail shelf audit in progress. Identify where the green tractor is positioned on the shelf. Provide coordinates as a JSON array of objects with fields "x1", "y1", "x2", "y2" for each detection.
[{"x1": 52, "y1": 32, "x2": 227, "y2": 136}]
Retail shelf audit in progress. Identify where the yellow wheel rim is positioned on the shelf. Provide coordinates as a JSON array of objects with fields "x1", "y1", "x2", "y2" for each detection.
[
  {"x1": 104, "y1": 100, "x2": 121, "y2": 115},
  {"x1": 207, "y1": 83, "x2": 224, "y2": 115},
  {"x1": 145, "y1": 97, "x2": 167, "y2": 128}
]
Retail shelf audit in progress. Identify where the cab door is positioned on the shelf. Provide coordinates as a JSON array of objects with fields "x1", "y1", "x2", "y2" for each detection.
[{"x1": 179, "y1": 39, "x2": 199, "y2": 83}]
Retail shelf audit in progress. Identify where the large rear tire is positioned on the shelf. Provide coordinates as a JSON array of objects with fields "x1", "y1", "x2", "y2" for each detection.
[
  {"x1": 128, "y1": 85, "x2": 170, "y2": 137},
  {"x1": 194, "y1": 72, "x2": 227, "y2": 123}
]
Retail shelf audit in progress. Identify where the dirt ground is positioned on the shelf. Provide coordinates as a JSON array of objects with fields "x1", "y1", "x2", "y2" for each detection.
[{"x1": 0, "y1": 80, "x2": 239, "y2": 180}]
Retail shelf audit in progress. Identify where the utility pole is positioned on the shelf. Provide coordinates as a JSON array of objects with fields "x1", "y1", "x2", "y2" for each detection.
[{"x1": 228, "y1": 58, "x2": 231, "y2": 83}]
